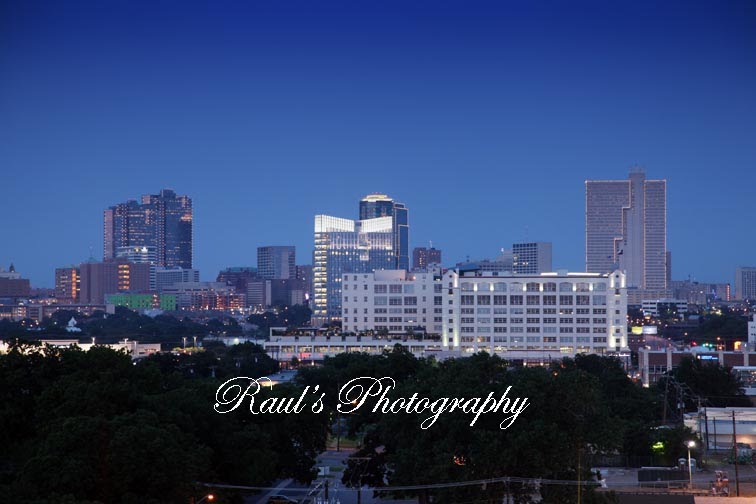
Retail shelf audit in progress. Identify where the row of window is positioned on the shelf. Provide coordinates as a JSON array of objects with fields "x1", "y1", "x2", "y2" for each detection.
[{"x1": 459, "y1": 281, "x2": 608, "y2": 293}]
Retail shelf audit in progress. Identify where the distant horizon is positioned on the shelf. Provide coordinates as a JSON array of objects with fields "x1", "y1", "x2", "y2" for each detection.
[{"x1": 2, "y1": 1, "x2": 755, "y2": 287}]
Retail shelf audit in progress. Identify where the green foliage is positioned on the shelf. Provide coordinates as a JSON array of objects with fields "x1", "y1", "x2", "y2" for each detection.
[
  {"x1": 0, "y1": 342, "x2": 327, "y2": 503},
  {"x1": 297, "y1": 349, "x2": 656, "y2": 503},
  {"x1": 656, "y1": 356, "x2": 751, "y2": 408}
]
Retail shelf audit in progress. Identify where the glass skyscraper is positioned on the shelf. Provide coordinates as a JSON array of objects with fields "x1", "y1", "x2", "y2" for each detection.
[
  {"x1": 312, "y1": 215, "x2": 394, "y2": 325},
  {"x1": 104, "y1": 189, "x2": 193, "y2": 269},
  {"x1": 585, "y1": 170, "x2": 667, "y2": 291},
  {"x1": 359, "y1": 194, "x2": 409, "y2": 270}
]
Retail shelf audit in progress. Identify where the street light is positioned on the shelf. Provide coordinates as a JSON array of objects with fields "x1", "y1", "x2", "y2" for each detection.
[
  {"x1": 687, "y1": 440, "x2": 696, "y2": 489},
  {"x1": 195, "y1": 494, "x2": 214, "y2": 504}
]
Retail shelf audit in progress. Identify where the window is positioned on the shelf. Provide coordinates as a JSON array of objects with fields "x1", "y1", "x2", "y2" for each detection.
[
  {"x1": 526, "y1": 295, "x2": 540, "y2": 305},
  {"x1": 576, "y1": 282, "x2": 590, "y2": 292},
  {"x1": 593, "y1": 295, "x2": 607, "y2": 306},
  {"x1": 494, "y1": 295, "x2": 507, "y2": 305},
  {"x1": 576, "y1": 295, "x2": 590, "y2": 306},
  {"x1": 374, "y1": 284, "x2": 387, "y2": 293},
  {"x1": 493, "y1": 282, "x2": 507, "y2": 292},
  {"x1": 510, "y1": 295, "x2": 523, "y2": 305},
  {"x1": 477, "y1": 295, "x2": 491, "y2": 305},
  {"x1": 389, "y1": 297, "x2": 402, "y2": 306},
  {"x1": 526, "y1": 317, "x2": 540, "y2": 324},
  {"x1": 461, "y1": 295, "x2": 474, "y2": 305},
  {"x1": 404, "y1": 296, "x2": 417, "y2": 305},
  {"x1": 494, "y1": 317, "x2": 507, "y2": 324},
  {"x1": 461, "y1": 282, "x2": 474, "y2": 292},
  {"x1": 559, "y1": 282, "x2": 573, "y2": 292},
  {"x1": 526, "y1": 282, "x2": 540, "y2": 292},
  {"x1": 389, "y1": 285, "x2": 402, "y2": 294},
  {"x1": 559, "y1": 295, "x2": 573, "y2": 305},
  {"x1": 543, "y1": 295, "x2": 556, "y2": 305},
  {"x1": 476, "y1": 283, "x2": 490, "y2": 292},
  {"x1": 510, "y1": 282, "x2": 523, "y2": 292},
  {"x1": 543, "y1": 282, "x2": 556, "y2": 292}
]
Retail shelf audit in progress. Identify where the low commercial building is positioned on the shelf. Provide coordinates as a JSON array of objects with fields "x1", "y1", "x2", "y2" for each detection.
[
  {"x1": 641, "y1": 298, "x2": 688, "y2": 317},
  {"x1": 0, "y1": 338, "x2": 161, "y2": 359},
  {"x1": 106, "y1": 293, "x2": 177, "y2": 311},
  {"x1": 638, "y1": 347, "x2": 756, "y2": 387},
  {"x1": 684, "y1": 407, "x2": 756, "y2": 451}
]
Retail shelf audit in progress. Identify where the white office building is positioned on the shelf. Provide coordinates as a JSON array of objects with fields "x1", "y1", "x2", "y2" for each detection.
[
  {"x1": 444, "y1": 267, "x2": 628, "y2": 356},
  {"x1": 341, "y1": 268, "x2": 443, "y2": 335},
  {"x1": 341, "y1": 266, "x2": 628, "y2": 359}
]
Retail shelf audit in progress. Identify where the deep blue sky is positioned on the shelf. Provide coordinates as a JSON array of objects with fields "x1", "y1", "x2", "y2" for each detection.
[{"x1": 1, "y1": 0, "x2": 755, "y2": 287}]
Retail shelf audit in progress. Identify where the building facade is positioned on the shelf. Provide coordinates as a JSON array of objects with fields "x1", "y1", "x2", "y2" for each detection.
[
  {"x1": 55, "y1": 266, "x2": 80, "y2": 302},
  {"x1": 412, "y1": 246, "x2": 442, "y2": 271},
  {"x1": 104, "y1": 189, "x2": 193, "y2": 268},
  {"x1": 312, "y1": 215, "x2": 395, "y2": 325},
  {"x1": 257, "y1": 246, "x2": 296, "y2": 279},
  {"x1": 155, "y1": 267, "x2": 200, "y2": 292},
  {"x1": 444, "y1": 267, "x2": 627, "y2": 355},
  {"x1": 341, "y1": 269, "x2": 443, "y2": 335},
  {"x1": 736, "y1": 267, "x2": 756, "y2": 300},
  {"x1": 512, "y1": 242, "x2": 552, "y2": 274},
  {"x1": 359, "y1": 194, "x2": 409, "y2": 270},
  {"x1": 586, "y1": 169, "x2": 667, "y2": 293},
  {"x1": 341, "y1": 267, "x2": 628, "y2": 358},
  {"x1": 79, "y1": 259, "x2": 152, "y2": 304}
]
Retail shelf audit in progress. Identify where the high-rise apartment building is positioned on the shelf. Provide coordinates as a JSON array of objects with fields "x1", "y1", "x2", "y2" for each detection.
[
  {"x1": 586, "y1": 169, "x2": 667, "y2": 292},
  {"x1": 512, "y1": 242, "x2": 552, "y2": 274},
  {"x1": 104, "y1": 189, "x2": 192, "y2": 269},
  {"x1": 312, "y1": 214, "x2": 395, "y2": 325},
  {"x1": 359, "y1": 194, "x2": 409, "y2": 270},
  {"x1": 413, "y1": 246, "x2": 442, "y2": 271},
  {"x1": 55, "y1": 266, "x2": 80, "y2": 302},
  {"x1": 257, "y1": 246, "x2": 296, "y2": 279},
  {"x1": 736, "y1": 267, "x2": 756, "y2": 300}
]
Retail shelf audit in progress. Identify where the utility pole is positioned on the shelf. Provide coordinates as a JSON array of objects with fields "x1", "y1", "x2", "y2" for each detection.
[{"x1": 732, "y1": 411, "x2": 740, "y2": 496}]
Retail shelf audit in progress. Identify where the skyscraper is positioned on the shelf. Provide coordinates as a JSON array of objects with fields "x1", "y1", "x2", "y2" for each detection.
[
  {"x1": 359, "y1": 194, "x2": 409, "y2": 270},
  {"x1": 586, "y1": 169, "x2": 667, "y2": 292},
  {"x1": 413, "y1": 246, "x2": 442, "y2": 271},
  {"x1": 104, "y1": 189, "x2": 192, "y2": 269},
  {"x1": 512, "y1": 242, "x2": 552, "y2": 274},
  {"x1": 312, "y1": 214, "x2": 394, "y2": 325},
  {"x1": 735, "y1": 267, "x2": 756, "y2": 300},
  {"x1": 257, "y1": 246, "x2": 296, "y2": 279}
]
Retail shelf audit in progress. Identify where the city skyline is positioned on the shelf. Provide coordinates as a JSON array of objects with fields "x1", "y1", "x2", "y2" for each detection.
[{"x1": 2, "y1": 1, "x2": 755, "y2": 286}]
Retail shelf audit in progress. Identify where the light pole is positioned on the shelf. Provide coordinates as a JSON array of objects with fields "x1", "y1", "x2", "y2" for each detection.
[{"x1": 687, "y1": 440, "x2": 696, "y2": 489}]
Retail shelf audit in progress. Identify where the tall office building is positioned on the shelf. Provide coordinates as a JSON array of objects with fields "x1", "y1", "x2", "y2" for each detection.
[
  {"x1": 585, "y1": 169, "x2": 667, "y2": 292},
  {"x1": 104, "y1": 189, "x2": 192, "y2": 269},
  {"x1": 512, "y1": 242, "x2": 552, "y2": 274},
  {"x1": 413, "y1": 246, "x2": 442, "y2": 271},
  {"x1": 359, "y1": 194, "x2": 409, "y2": 270},
  {"x1": 257, "y1": 246, "x2": 296, "y2": 279},
  {"x1": 312, "y1": 214, "x2": 394, "y2": 325},
  {"x1": 736, "y1": 267, "x2": 756, "y2": 300},
  {"x1": 55, "y1": 266, "x2": 80, "y2": 302}
]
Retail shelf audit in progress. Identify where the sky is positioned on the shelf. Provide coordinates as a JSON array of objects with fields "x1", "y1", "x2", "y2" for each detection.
[{"x1": 1, "y1": 0, "x2": 755, "y2": 287}]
